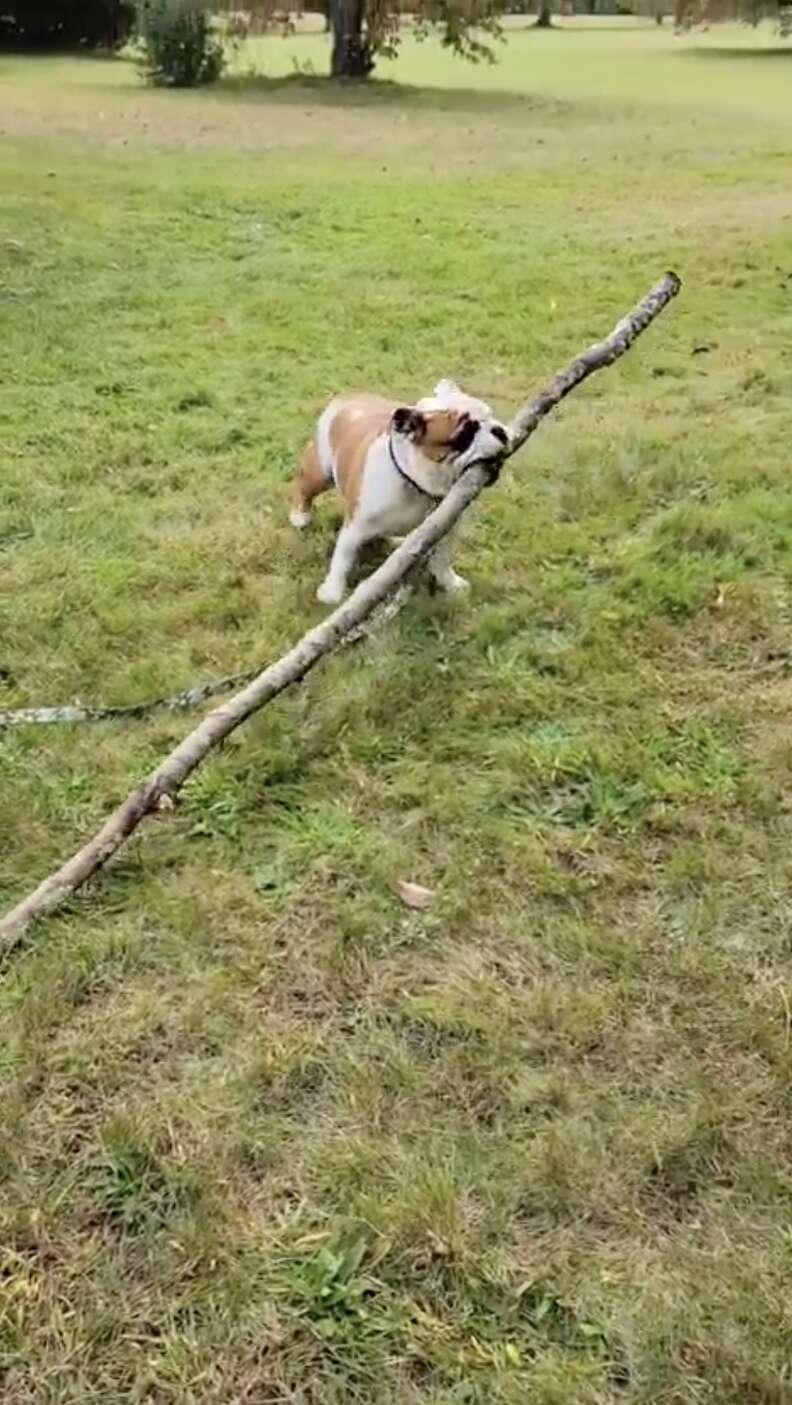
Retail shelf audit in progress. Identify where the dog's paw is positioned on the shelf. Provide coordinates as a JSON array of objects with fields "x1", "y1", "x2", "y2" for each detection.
[
  {"x1": 290, "y1": 509, "x2": 312, "y2": 529},
  {"x1": 437, "y1": 572, "x2": 470, "y2": 594},
  {"x1": 316, "y1": 579, "x2": 345, "y2": 606}
]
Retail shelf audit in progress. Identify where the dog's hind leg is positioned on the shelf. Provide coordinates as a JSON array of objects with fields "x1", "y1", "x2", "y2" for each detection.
[{"x1": 290, "y1": 440, "x2": 331, "y2": 529}]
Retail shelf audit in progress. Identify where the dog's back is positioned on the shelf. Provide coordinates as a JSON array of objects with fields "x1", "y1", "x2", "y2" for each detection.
[{"x1": 316, "y1": 394, "x2": 395, "y2": 498}]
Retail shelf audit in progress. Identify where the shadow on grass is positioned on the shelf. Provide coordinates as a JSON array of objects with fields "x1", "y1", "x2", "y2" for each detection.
[
  {"x1": 216, "y1": 71, "x2": 562, "y2": 116},
  {"x1": 683, "y1": 44, "x2": 792, "y2": 59},
  {"x1": 553, "y1": 20, "x2": 665, "y2": 28}
]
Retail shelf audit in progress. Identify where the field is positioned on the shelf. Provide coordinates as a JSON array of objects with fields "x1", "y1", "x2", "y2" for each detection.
[{"x1": 3, "y1": 20, "x2": 792, "y2": 1403}]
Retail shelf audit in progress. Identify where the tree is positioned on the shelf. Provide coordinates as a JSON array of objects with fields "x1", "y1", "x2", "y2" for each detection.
[
  {"x1": 330, "y1": 0, "x2": 377, "y2": 77},
  {"x1": 330, "y1": 0, "x2": 506, "y2": 79}
]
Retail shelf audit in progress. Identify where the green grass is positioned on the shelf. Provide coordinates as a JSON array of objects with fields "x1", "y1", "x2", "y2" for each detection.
[{"x1": 3, "y1": 22, "x2": 792, "y2": 1403}]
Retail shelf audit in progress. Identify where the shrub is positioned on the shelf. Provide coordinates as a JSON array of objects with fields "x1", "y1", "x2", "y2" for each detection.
[{"x1": 136, "y1": 0, "x2": 224, "y2": 86}]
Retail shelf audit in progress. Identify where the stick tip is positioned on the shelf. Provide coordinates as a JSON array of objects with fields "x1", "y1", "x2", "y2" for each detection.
[{"x1": 666, "y1": 270, "x2": 682, "y2": 294}]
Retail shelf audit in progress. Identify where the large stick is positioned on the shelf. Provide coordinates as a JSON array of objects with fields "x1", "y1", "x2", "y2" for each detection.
[{"x1": 0, "y1": 272, "x2": 680, "y2": 948}]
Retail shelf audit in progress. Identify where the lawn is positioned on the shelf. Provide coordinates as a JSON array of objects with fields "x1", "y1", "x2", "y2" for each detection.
[{"x1": 2, "y1": 21, "x2": 792, "y2": 1403}]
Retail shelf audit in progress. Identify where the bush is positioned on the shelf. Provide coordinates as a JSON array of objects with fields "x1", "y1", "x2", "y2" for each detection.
[{"x1": 136, "y1": 0, "x2": 224, "y2": 86}]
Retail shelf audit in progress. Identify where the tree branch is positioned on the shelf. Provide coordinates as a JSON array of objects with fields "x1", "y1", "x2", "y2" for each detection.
[{"x1": 0, "y1": 271, "x2": 681, "y2": 949}]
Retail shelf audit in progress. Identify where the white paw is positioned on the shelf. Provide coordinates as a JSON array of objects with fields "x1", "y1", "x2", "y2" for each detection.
[
  {"x1": 437, "y1": 572, "x2": 470, "y2": 593},
  {"x1": 290, "y1": 509, "x2": 312, "y2": 529},
  {"x1": 316, "y1": 579, "x2": 345, "y2": 605}
]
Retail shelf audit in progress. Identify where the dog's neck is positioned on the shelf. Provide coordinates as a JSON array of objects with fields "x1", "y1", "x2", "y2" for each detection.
[{"x1": 391, "y1": 432, "x2": 460, "y2": 501}]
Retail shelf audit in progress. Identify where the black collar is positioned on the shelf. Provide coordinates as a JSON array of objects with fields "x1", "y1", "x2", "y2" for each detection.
[{"x1": 388, "y1": 433, "x2": 445, "y2": 503}]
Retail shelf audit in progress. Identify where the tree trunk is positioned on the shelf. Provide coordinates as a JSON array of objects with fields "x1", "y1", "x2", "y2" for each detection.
[
  {"x1": 535, "y1": 0, "x2": 554, "y2": 25},
  {"x1": 330, "y1": 0, "x2": 373, "y2": 77}
]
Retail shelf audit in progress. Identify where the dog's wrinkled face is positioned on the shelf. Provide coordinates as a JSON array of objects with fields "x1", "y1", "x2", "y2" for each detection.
[{"x1": 392, "y1": 380, "x2": 508, "y2": 471}]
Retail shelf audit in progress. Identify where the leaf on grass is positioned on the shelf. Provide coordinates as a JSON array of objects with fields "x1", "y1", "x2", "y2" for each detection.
[{"x1": 394, "y1": 879, "x2": 434, "y2": 910}]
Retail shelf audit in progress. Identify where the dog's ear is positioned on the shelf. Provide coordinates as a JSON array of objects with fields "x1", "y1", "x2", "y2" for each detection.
[
  {"x1": 392, "y1": 407, "x2": 426, "y2": 440},
  {"x1": 433, "y1": 378, "x2": 461, "y2": 399}
]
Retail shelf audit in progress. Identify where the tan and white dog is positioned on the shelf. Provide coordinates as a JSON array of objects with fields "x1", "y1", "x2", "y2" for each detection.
[{"x1": 290, "y1": 379, "x2": 509, "y2": 605}]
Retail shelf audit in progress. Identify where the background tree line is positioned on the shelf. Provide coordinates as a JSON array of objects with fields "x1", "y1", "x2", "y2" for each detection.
[
  {"x1": 0, "y1": 0, "x2": 135, "y2": 45},
  {"x1": 0, "y1": 0, "x2": 785, "y2": 78}
]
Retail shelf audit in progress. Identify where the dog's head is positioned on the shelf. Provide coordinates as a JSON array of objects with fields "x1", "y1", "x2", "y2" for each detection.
[{"x1": 391, "y1": 380, "x2": 509, "y2": 471}]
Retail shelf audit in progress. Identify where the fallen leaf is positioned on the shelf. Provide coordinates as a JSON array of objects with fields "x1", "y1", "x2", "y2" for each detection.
[
  {"x1": 394, "y1": 879, "x2": 434, "y2": 910},
  {"x1": 713, "y1": 583, "x2": 726, "y2": 610}
]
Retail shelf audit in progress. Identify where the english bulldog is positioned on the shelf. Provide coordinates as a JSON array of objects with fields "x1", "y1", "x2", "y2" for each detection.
[{"x1": 289, "y1": 379, "x2": 509, "y2": 605}]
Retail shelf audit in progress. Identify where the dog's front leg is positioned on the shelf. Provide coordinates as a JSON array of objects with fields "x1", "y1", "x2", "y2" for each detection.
[
  {"x1": 427, "y1": 535, "x2": 469, "y2": 593},
  {"x1": 317, "y1": 522, "x2": 363, "y2": 605}
]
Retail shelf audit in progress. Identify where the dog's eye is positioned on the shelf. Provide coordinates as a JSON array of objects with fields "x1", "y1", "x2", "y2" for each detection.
[{"x1": 491, "y1": 424, "x2": 508, "y2": 446}]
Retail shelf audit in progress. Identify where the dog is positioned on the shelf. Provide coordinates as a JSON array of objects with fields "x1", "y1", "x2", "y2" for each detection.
[{"x1": 289, "y1": 379, "x2": 509, "y2": 605}]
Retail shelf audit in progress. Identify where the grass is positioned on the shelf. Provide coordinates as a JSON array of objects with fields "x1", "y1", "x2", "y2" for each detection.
[{"x1": 2, "y1": 19, "x2": 792, "y2": 1403}]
